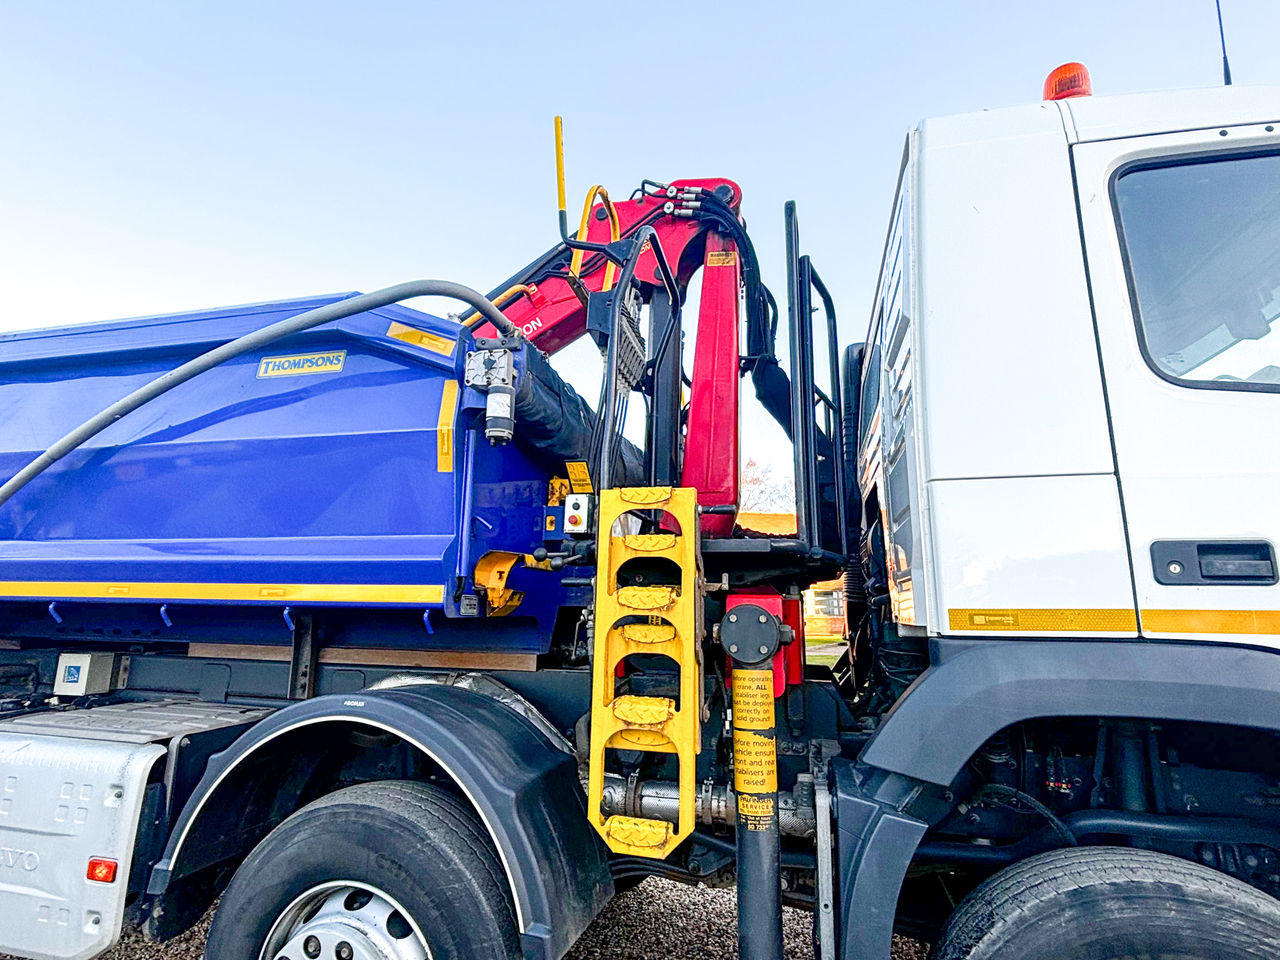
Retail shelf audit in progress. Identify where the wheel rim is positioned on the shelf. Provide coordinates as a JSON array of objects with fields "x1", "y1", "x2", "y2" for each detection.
[{"x1": 261, "y1": 881, "x2": 431, "y2": 960}]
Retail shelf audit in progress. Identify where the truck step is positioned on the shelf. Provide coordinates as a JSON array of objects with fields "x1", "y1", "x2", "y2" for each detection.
[
  {"x1": 615, "y1": 585, "x2": 680, "y2": 611},
  {"x1": 611, "y1": 694, "x2": 676, "y2": 728},
  {"x1": 604, "y1": 815, "x2": 673, "y2": 851},
  {"x1": 587, "y1": 486, "x2": 703, "y2": 860}
]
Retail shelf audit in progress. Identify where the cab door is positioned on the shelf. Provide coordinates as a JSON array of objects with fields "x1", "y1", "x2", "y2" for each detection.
[{"x1": 1075, "y1": 122, "x2": 1280, "y2": 647}]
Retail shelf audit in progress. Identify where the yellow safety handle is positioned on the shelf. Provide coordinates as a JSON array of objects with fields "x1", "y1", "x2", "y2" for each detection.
[
  {"x1": 569, "y1": 185, "x2": 621, "y2": 292},
  {"x1": 555, "y1": 116, "x2": 621, "y2": 293},
  {"x1": 555, "y1": 115, "x2": 567, "y2": 218}
]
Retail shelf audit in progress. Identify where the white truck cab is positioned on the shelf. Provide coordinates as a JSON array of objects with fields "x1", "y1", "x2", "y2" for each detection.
[{"x1": 860, "y1": 81, "x2": 1280, "y2": 647}]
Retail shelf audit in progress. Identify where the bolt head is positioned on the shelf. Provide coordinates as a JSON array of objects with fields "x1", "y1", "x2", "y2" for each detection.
[
  {"x1": 759, "y1": 644, "x2": 769, "y2": 654},
  {"x1": 336, "y1": 943, "x2": 354, "y2": 960},
  {"x1": 729, "y1": 644, "x2": 739, "y2": 653},
  {"x1": 758, "y1": 614, "x2": 768, "y2": 623},
  {"x1": 728, "y1": 614, "x2": 737, "y2": 623},
  {"x1": 303, "y1": 937, "x2": 321, "y2": 959},
  {"x1": 1167, "y1": 560, "x2": 1183, "y2": 576}
]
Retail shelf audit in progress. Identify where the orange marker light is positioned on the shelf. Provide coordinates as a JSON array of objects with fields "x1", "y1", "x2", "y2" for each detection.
[
  {"x1": 1043, "y1": 62, "x2": 1092, "y2": 100},
  {"x1": 87, "y1": 858, "x2": 118, "y2": 883}
]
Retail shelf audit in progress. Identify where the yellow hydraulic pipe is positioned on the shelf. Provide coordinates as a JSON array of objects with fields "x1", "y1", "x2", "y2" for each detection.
[
  {"x1": 461, "y1": 284, "x2": 534, "y2": 328},
  {"x1": 569, "y1": 185, "x2": 621, "y2": 292}
]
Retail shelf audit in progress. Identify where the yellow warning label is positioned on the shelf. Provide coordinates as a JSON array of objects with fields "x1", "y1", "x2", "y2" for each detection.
[
  {"x1": 707, "y1": 250, "x2": 738, "y2": 266},
  {"x1": 437, "y1": 380, "x2": 458, "y2": 472},
  {"x1": 386, "y1": 321, "x2": 456, "y2": 357},
  {"x1": 733, "y1": 729, "x2": 778, "y2": 794},
  {"x1": 731, "y1": 670, "x2": 775, "y2": 730},
  {"x1": 565, "y1": 461, "x2": 593, "y2": 493}
]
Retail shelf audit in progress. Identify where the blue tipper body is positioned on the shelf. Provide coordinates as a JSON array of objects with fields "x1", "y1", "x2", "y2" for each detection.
[{"x1": 0, "y1": 295, "x2": 564, "y2": 653}]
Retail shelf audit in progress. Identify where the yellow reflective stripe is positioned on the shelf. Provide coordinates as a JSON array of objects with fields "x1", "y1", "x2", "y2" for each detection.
[
  {"x1": 437, "y1": 379, "x2": 459, "y2": 472},
  {"x1": 0, "y1": 581, "x2": 443, "y2": 604},
  {"x1": 949, "y1": 608, "x2": 1138, "y2": 632},
  {"x1": 949, "y1": 607, "x2": 1280, "y2": 635},
  {"x1": 1142, "y1": 609, "x2": 1280, "y2": 635},
  {"x1": 385, "y1": 321, "x2": 455, "y2": 357}
]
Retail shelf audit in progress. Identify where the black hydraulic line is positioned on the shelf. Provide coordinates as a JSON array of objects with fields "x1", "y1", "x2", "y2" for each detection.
[
  {"x1": 1066, "y1": 810, "x2": 1280, "y2": 847},
  {"x1": 917, "y1": 810, "x2": 1280, "y2": 867},
  {"x1": 978, "y1": 784, "x2": 1077, "y2": 847},
  {"x1": 0, "y1": 280, "x2": 515, "y2": 510},
  {"x1": 646, "y1": 288, "x2": 682, "y2": 485},
  {"x1": 593, "y1": 224, "x2": 679, "y2": 490}
]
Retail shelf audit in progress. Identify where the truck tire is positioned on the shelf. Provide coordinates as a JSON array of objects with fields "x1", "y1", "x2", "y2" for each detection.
[
  {"x1": 205, "y1": 780, "x2": 520, "y2": 960},
  {"x1": 931, "y1": 846, "x2": 1280, "y2": 960}
]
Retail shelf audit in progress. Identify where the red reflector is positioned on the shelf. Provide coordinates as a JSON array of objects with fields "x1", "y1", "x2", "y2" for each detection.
[
  {"x1": 1043, "y1": 62, "x2": 1092, "y2": 101},
  {"x1": 87, "y1": 858, "x2": 118, "y2": 883}
]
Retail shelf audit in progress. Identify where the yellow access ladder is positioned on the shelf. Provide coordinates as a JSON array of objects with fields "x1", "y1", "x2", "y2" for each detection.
[{"x1": 586, "y1": 486, "x2": 703, "y2": 858}]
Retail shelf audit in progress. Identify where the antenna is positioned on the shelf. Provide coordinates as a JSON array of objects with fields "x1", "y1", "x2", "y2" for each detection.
[{"x1": 1215, "y1": 0, "x2": 1233, "y2": 85}]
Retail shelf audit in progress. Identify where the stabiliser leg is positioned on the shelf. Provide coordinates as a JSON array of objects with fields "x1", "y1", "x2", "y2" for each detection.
[{"x1": 721, "y1": 604, "x2": 784, "y2": 960}]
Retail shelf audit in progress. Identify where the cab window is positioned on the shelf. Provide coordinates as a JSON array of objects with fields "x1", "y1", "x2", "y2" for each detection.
[{"x1": 1113, "y1": 150, "x2": 1280, "y2": 388}]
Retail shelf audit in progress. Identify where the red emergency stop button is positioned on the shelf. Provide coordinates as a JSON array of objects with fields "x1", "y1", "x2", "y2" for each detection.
[{"x1": 87, "y1": 858, "x2": 118, "y2": 883}]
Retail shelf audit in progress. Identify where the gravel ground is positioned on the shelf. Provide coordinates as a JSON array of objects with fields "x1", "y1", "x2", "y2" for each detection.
[{"x1": 1, "y1": 881, "x2": 929, "y2": 959}]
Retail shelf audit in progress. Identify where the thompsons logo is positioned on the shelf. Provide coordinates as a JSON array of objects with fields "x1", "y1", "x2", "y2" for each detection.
[
  {"x1": 257, "y1": 350, "x2": 347, "y2": 378},
  {"x1": 0, "y1": 846, "x2": 39, "y2": 872}
]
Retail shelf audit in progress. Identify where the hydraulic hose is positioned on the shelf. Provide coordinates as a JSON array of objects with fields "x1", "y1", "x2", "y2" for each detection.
[{"x1": 0, "y1": 279, "x2": 517, "y2": 510}]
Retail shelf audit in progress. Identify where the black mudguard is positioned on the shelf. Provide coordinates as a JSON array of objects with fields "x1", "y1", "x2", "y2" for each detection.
[{"x1": 148, "y1": 687, "x2": 610, "y2": 960}]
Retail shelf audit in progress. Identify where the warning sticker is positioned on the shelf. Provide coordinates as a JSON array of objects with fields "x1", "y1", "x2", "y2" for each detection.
[
  {"x1": 733, "y1": 729, "x2": 778, "y2": 794},
  {"x1": 738, "y1": 793, "x2": 776, "y2": 832},
  {"x1": 385, "y1": 321, "x2": 456, "y2": 357},
  {"x1": 565, "y1": 461, "x2": 593, "y2": 493},
  {"x1": 707, "y1": 250, "x2": 738, "y2": 267},
  {"x1": 738, "y1": 794, "x2": 774, "y2": 817},
  {"x1": 731, "y1": 671, "x2": 775, "y2": 730}
]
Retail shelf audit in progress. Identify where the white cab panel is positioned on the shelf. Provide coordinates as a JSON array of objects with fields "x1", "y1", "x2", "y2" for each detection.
[
  {"x1": 914, "y1": 104, "x2": 1114, "y2": 482},
  {"x1": 1064, "y1": 85, "x2": 1280, "y2": 144},
  {"x1": 927, "y1": 474, "x2": 1136, "y2": 637},
  {"x1": 1075, "y1": 119, "x2": 1280, "y2": 649}
]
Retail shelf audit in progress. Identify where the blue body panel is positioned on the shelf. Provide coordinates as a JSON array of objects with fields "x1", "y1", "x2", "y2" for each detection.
[{"x1": 0, "y1": 296, "x2": 562, "y2": 653}]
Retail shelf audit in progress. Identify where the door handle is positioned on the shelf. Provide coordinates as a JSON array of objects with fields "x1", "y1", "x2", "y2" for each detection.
[{"x1": 1152, "y1": 540, "x2": 1278, "y2": 586}]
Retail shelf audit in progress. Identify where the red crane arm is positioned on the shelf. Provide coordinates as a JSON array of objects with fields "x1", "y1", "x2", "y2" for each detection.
[
  {"x1": 472, "y1": 177, "x2": 745, "y2": 535},
  {"x1": 472, "y1": 178, "x2": 741, "y2": 354}
]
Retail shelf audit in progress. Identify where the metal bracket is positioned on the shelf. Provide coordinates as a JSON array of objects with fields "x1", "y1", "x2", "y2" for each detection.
[
  {"x1": 473, "y1": 550, "x2": 526, "y2": 616},
  {"x1": 287, "y1": 610, "x2": 318, "y2": 701},
  {"x1": 813, "y1": 754, "x2": 837, "y2": 960}
]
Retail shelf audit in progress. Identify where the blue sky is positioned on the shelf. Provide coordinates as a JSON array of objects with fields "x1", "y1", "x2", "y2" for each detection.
[{"x1": 1, "y1": 0, "x2": 1276, "y2": 468}]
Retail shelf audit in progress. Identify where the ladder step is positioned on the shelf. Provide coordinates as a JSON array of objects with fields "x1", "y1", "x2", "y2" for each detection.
[
  {"x1": 618, "y1": 486, "x2": 673, "y2": 505},
  {"x1": 617, "y1": 622, "x2": 677, "y2": 645},
  {"x1": 619, "y1": 533, "x2": 679, "y2": 552},
  {"x1": 616, "y1": 585, "x2": 679, "y2": 611},
  {"x1": 612, "y1": 695, "x2": 675, "y2": 727},
  {"x1": 604, "y1": 815, "x2": 673, "y2": 849}
]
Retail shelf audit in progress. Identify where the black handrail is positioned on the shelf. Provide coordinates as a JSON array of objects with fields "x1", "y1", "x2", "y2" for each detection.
[{"x1": 784, "y1": 202, "x2": 852, "y2": 561}]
